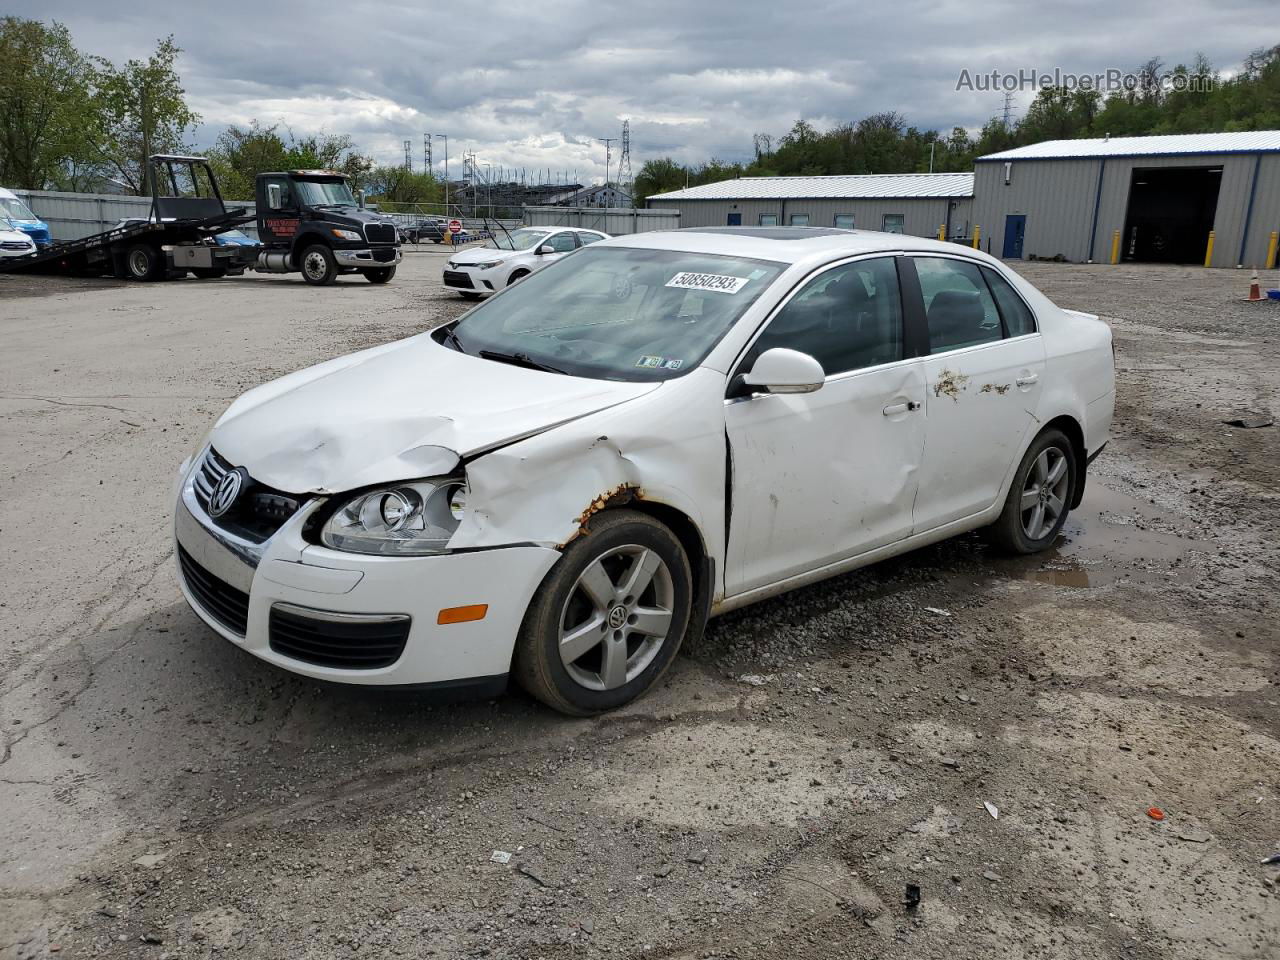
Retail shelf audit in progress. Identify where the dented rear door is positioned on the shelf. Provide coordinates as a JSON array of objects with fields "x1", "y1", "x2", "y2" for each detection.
[{"x1": 908, "y1": 254, "x2": 1046, "y2": 532}]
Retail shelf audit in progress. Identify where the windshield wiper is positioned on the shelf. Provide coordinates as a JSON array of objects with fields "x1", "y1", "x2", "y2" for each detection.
[
  {"x1": 440, "y1": 326, "x2": 467, "y2": 353},
  {"x1": 478, "y1": 349, "x2": 567, "y2": 375}
]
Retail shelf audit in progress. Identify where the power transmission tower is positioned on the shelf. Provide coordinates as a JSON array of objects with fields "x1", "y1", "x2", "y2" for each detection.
[
  {"x1": 403, "y1": 139, "x2": 413, "y2": 170},
  {"x1": 619, "y1": 120, "x2": 633, "y2": 198},
  {"x1": 423, "y1": 134, "x2": 432, "y2": 174},
  {"x1": 1001, "y1": 92, "x2": 1014, "y2": 129}
]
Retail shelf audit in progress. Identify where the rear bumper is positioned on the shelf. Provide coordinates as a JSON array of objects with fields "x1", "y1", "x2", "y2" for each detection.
[{"x1": 172, "y1": 455, "x2": 559, "y2": 687}]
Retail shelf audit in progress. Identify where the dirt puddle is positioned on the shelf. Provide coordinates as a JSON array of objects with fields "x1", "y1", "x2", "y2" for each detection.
[{"x1": 1000, "y1": 481, "x2": 1211, "y2": 588}]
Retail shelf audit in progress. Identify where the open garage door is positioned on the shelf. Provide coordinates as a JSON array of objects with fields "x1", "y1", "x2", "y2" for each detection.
[{"x1": 1122, "y1": 166, "x2": 1221, "y2": 264}]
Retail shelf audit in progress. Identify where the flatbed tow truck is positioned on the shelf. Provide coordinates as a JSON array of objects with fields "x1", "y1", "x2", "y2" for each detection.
[{"x1": 0, "y1": 154, "x2": 401, "y2": 285}]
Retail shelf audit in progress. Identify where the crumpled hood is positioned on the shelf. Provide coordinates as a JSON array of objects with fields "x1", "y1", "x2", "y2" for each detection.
[{"x1": 210, "y1": 332, "x2": 659, "y2": 494}]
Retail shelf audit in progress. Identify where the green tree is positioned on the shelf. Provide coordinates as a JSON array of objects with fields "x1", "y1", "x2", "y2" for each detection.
[
  {"x1": 364, "y1": 166, "x2": 442, "y2": 207},
  {"x1": 633, "y1": 157, "x2": 689, "y2": 203},
  {"x1": 208, "y1": 123, "x2": 374, "y2": 201},
  {"x1": 90, "y1": 36, "x2": 199, "y2": 194},
  {"x1": 0, "y1": 18, "x2": 96, "y2": 189}
]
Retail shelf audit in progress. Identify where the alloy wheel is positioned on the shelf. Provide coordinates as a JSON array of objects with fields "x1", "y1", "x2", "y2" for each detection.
[
  {"x1": 303, "y1": 251, "x2": 328, "y2": 281},
  {"x1": 558, "y1": 545, "x2": 675, "y2": 691},
  {"x1": 1020, "y1": 445, "x2": 1070, "y2": 540}
]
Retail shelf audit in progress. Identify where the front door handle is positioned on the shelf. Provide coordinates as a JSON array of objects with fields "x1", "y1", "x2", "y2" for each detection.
[
  {"x1": 882, "y1": 401, "x2": 921, "y2": 416},
  {"x1": 1016, "y1": 373, "x2": 1039, "y2": 387}
]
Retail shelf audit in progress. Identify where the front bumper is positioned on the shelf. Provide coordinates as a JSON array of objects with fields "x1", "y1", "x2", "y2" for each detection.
[
  {"x1": 335, "y1": 246, "x2": 402, "y2": 267},
  {"x1": 442, "y1": 264, "x2": 501, "y2": 294},
  {"x1": 172, "y1": 455, "x2": 558, "y2": 687}
]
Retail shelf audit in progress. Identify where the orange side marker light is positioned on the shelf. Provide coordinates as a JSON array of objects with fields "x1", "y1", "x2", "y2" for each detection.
[{"x1": 437, "y1": 604, "x2": 488, "y2": 625}]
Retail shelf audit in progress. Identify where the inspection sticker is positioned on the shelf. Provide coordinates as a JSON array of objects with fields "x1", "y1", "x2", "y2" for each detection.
[
  {"x1": 636, "y1": 355, "x2": 683, "y2": 370},
  {"x1": 665, "y1": 272, "x2": 749, "y2": 294}
]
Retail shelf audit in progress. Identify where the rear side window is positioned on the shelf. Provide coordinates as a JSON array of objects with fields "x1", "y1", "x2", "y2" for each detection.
[
  {"x1": 745, "y1": 256, "x2": 903, "y2": 376},
  {"x1": 914, "y1": 257, "x2": 1002, "y2": 353},
  {"x1": 577, "y1": 232, "x2": 605, "y2": 245},
  {"x1": 982, "y1": 267, "x2": 1037, "y2": 337}
]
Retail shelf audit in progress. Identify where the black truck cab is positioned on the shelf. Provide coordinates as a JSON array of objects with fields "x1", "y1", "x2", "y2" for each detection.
[{"x1": 255, "y1": 170, "x2": 401, "y2": 285}]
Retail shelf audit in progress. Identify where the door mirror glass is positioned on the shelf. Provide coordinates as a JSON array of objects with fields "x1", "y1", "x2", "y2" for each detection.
[
  {"x1": 266, "y1": 183, "x2": 282, "y2": 209},
  {"x1": 536, "y1": 244, "x2": 555, "y2": 255},
  {"x1": 741, "y1": 347, "x2": 825, "y2": 394}
]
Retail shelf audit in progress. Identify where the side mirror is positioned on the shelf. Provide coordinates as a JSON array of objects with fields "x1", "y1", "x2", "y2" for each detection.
[
  {"x1": 740, "y1": 347, "x2": 825, "y2": 395},
  {"x1": 536, "y1": 244, "x2": 555, "y2": 255}
]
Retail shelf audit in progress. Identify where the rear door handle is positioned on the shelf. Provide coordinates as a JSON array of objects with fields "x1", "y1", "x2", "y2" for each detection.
[
  {"x1": 882, "y1": 401, "x2": 921, "y2": 416},
  {"x1": 1016, "y1": 374, "x2": 1039, "y2": 387}
]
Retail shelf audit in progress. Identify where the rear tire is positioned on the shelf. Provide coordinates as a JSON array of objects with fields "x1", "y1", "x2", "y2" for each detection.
[
  {"x1": 515, "y1": 509, "x2": 692, "y2": 715},
  {"x1": 190, "y1": 267, "x2": 227, "y2": 279},
  {"x1": 986, "y1": 428, "x2": 1077, "y2": 554},
  {"x1": 300, "y1": 244, "x2": 337, "y2": 285},
  {"x1": 363, "y1": 266, "x2": 396, "y2": 284},
  {"x1": 124, "y1": 243, "x2": 164, "y2": 281}
]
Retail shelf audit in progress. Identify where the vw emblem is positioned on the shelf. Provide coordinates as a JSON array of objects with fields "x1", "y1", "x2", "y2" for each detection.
[
  {"x1": 208, "y1": 468, "x2": 245, "y2": 518},
  {"x1": 607, "y1": 604, "x2": 628, "y2": 629}
]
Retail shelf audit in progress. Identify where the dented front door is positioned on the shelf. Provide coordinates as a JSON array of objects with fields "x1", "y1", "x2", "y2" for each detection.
[{"x1": 723, "y1": 255, "x2": 928, "y2": 596}]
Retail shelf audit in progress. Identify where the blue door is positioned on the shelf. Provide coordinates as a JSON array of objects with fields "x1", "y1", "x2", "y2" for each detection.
[
  {"x1": 1002, "y1": 215, "x2": 1026, "y2": 259},
  {"x1": 727, "y1": 212, "x2": 742, "y2": 225}
]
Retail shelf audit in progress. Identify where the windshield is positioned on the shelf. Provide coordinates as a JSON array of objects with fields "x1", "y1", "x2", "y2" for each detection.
[
  {"x1": 294, "y1": 179, "x2": 356, "y2": 207},
  {"x1": 0, "y1": 197, "x2": 39, "y2": 221},
  {"x1": 490, "y1": 228, "x2": 550, "y2": 251},
  {"x1": 450, "y1": 246, "x2": 786, "y2": 381}
]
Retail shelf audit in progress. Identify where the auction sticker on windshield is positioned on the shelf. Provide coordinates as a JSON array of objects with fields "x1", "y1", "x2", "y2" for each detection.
[{"x1": 665, "y1": 272, "x2": 749, "y2": 294}]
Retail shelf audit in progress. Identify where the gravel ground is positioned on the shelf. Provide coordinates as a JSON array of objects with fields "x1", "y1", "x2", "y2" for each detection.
[{"x1": 1, "y1": 251, "x2": 1278, "y2": 959}]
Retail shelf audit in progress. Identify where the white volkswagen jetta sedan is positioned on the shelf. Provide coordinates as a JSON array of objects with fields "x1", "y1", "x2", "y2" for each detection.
[
  {"x1": 175, "y1": 227, "x2": 1114, "y2": 714},
  {"x1": 443, "y1": 226, "x2": 608, "y2": 298}
]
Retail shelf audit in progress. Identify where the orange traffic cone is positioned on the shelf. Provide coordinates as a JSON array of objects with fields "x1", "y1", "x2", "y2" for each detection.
[{"x1": 1248, "y1": 269, "x2": 1263, "y2": 301}]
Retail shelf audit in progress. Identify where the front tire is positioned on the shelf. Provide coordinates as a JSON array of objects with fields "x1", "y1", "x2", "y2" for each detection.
[
  {"x1": 987, "y1": 428, "x2": 1077, "y2": 554},
  {"x1": 363, "y1": 266, "x2": 396, "y2": 284},
  {"x1": 515, "y1": 510, "x2": 693, "y2": 715},
  {"x1": 507, "y1": 269, "x2": 530, "y2": 286},
  {"x1": 300, "y1": 244, "x2": 337, "y2": 285}
]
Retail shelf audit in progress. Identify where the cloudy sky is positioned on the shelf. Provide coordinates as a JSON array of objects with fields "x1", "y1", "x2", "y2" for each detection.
[{"x1": 12, "y1": 1, "x2": 1271, "y2": 184}]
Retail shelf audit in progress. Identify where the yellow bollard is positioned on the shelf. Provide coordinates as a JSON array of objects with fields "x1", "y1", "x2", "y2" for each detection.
[
  {"x1": 937, "y1": 224, "x2": 946, "y2": 242},
  {"x1": 1204, "y1": 230, "x2": 1215, "y2": 267},
  {"x1": 971, "y1": 225, "x2": 980, "y2": 250},
  {"x1": 1110, "y1": 229, "x2": 1121, "y2": 265},
  {"x1": 1267, "y1": 230, "x2": 1278, "y2": 270}
]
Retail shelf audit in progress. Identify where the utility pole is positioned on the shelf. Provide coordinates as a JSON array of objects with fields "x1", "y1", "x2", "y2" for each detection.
[
  {"x1": 435, "y1": 134, "x2": 449, "y2": 215},
  {"x1": 929, "y1": 141, "x2": 936, "y2": 173},
  {"x1": 598, "y1": 137, "x2": 617, "y2": 189}
]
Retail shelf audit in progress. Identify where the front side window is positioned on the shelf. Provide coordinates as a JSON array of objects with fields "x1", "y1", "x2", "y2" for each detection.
[
  {"x1": 914, "y1": 257, "x2": 1002, "y2": 352},
  {"x1": 0, "y1": 196, "x2": 38, "y2": 221},
  {"x1": 545, "y1": 232, "x2": 578, "y2": 253},
  {"x1": 834, "y1": 214, "x2": 855, "y2": 229},
  {"x1": 263, "y1": 178, "x2": 295, "y2": 210},
  {"x1": 882, "y1": 214, "x2": 905, "y2": 234},
  {"x1": 759, "y1": 213, "x2": 778, "y2": 226},
  {"x1": 982, "y1": 267, "x2": 1037, "y2": 337},
  {"x1": 744, "y1": 257, "x2": 904, "y2": 377},
  {"x1": 789, "y1": 213, "x2": 810, "y2": 226},
  {"x1": 451, "y1": 246, "x2": 786, "y2": 381}
]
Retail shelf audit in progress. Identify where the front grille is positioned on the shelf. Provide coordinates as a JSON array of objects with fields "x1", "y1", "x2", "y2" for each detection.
[
  {"x1": 192, "y1": 448, "x2": 303, "y2": 543},
  {"x1": 178, "y1": 545, "x2": 250, "y2": 636},
  {"x1": 443, "y1": 270, "x2": 473, "y2": 289},
  {"x1": 1, "y1": 241, "x2": 31, "y2": 251},
  {"x1": 373, "y1": 247, "x2": 396, "y2": 262},
  {"x1": 364, "y1": 223, "x2": 396, "y2": 244},
  {"x1": 269, "y1": 606, "x2": 410, "y2": 670}
]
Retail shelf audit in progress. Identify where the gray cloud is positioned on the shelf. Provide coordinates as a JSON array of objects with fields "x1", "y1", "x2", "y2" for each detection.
[{"x1": 8, "y1": 0, "x2": 1271, "y2": 182}]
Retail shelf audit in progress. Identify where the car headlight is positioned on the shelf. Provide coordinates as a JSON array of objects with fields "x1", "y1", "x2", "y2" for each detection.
[
  {"x1": 332, "y1": 228, "x2": 363, "y2": 241},
  {"x1": 473, "y1": 259, "x2": 504, "y2": 270},
  {"x1": 321, "y1": 479, "x2": 468, "y2": 555}
]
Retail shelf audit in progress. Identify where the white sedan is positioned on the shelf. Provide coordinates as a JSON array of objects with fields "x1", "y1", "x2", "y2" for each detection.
[
  {"x1": 443, "y1": 226, "x2": 608, "y2": 298},
  {"x1": 174, "y1": 227, "x2": 1114, "y2": 714}
]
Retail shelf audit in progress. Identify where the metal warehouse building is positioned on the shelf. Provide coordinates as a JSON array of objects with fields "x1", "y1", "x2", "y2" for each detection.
[
  {"x1": 973, "y1": 131, "x2": 1280, "y2": 267},
  {"x1": 646, "y1": 172, "x2": 974, "y2": 240}
]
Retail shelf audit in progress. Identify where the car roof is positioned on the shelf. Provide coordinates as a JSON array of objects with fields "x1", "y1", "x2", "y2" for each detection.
[{"x1": 604, "y1": 226, "x2": 998, "y2": 268}]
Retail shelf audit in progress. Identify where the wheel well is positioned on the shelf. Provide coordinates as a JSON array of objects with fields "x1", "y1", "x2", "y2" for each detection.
[
  {"x1": 615, "y1": 500, "x2": 713, "y2": 639},
  {"x1": 1041, "y1": 414, "x2": 1088, "y2": 508},
  {"x1": 292, "y1": 233, "x2": 331, "y2": 259}
]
